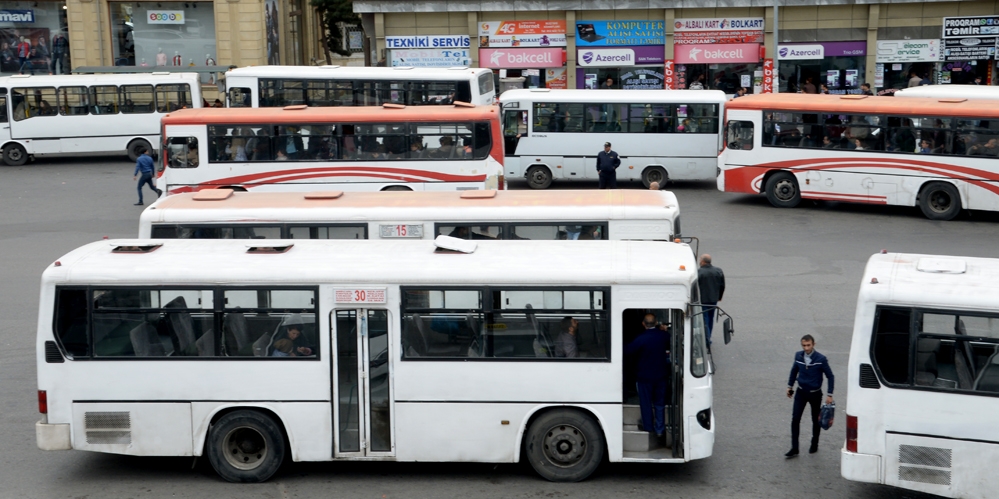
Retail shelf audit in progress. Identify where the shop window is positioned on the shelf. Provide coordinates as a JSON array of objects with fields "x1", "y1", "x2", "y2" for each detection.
[
  {"x1": 59, "y1": 87, "x2": 90, "y2": 116},
  {"x1": 111, "y1": 2, "x2": 217, "y2": 69},
  {"x1": 155, "y1": 84, "x2": 193, "y2": 112},
  {"x1": 166, "y1": 136, "x2": 199, "y2": 168},
  {"x1": 120, "y1": 85, "x2": 155, "y2": 113},
  {"x1": 12, "y1": 87, "x2": 57, "y2": 120},
  {"x1": 91, "y1": 86, "x2": 120, "y2": 114}
]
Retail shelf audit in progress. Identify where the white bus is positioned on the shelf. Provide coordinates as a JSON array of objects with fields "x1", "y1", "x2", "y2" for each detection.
[
  {"x1": 36, "y1": 237, "x2": 728, "y2": 482},
  {"x1": 0, "y1": 73, "x2": 202, "y2": 166},
  {"x1": 139, "y1": 189, "x2": 685, "y2": 244},
  {"x1": 842, "y1": 251, "x2": 999, "y2": 499},
  {"x1": 224, "y1": 66, "x2": 496, "y2": 108},
  {"x1": 499, "y1": 89, "x2": 726, "y2": 189},
  {"x1": 894, "y1": 85, "x2": 999, "y2": 100}
]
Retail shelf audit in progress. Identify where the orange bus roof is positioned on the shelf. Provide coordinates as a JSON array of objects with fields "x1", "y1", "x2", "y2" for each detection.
[
  {"x1": 161, "y1": 104, "x2": 499, "y2": 126},
  {"x1": 726, "y1": 94, "x2": 999, "y2": 119},
  {"x1": 152, "y1": 189, "x2": 678, "y2": 210}
]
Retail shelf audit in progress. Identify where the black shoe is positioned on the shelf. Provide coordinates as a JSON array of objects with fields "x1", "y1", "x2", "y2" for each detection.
[
  {"x1": 134, "y1": 202, "x2": 143, "y2": 206},
  {"x1": 785, "y1": 448, "x2": 799, "y2": 458},
  {"x1": 155, "y1": 189, "x2": 163, "y2": 197},
  {"x1": 809, "y1": 443, "x2": 818, "y2": 454}
]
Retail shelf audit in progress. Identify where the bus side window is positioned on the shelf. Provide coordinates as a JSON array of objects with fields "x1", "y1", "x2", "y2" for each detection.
[
  {"x1": 727, "y1": 121, "x2": 754, "y2": 150},
  {"x1": 120, "y1": 85, "x2": 154, "y2": 113},
  {"x1": 155, "y1": 83, "x2": 192, "y2": 112},
  {"x1": 228, "y1": 87, "x2": 251, "y2": 108},
  {"x1": 0, "y1": 96, "x2": 6, "y2": 123},
  {"x1": 54, "y1": 288, "x2": 90, "y2": 358},
  {"x1": 167, "y1": 137, "x2": 199, "y2": 168},
  {"x1": 871, "y1": 307, "x2": 912, "y2": 385}
]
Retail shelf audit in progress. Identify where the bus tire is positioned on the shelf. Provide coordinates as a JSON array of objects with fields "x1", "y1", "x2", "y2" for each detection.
[
  {"x1": 382, "y1": 185, "x2": 412, "y2": 191},
  {"x1": 764, "y1": 171, "x2": 801, "y2": 208},
  {"x1": 642, "y1": 166, "x2": 667, "y2": 188},
  {"x1": 127, "y1": 139, "x2": 152, "y2": 163},
  {"x1": 525, "y1": 408, "x2": 605, "y2": 482},
  {"x1": 526, "y1": 166, "x2": 552, "y2": 189},
  {"x1": 919, "y1": 181, "x2": 962, "y2": 221},
  {"x1": 2, "y1": 143, "x2": 28, "y2": 166},
  {"x1": 206, "y1": 410, "x2": 286, "y2": 483}
]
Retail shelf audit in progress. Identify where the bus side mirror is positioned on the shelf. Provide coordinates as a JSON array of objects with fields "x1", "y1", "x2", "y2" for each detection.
[{"x1": 723, "y1": 317, "x2": 734, "y2": 345}]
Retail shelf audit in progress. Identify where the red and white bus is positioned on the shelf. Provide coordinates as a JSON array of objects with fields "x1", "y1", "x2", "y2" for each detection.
[
  {"x1": 157, "y1": 104, "x2": 504, "y2": 193},
  {"x1": 718, "y1": 94, "x2": 999, "y2": 220}
]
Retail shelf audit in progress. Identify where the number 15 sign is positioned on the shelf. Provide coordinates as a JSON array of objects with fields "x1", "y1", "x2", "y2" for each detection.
[{"x1": 335, "y1": 288, "x2": 387, "y2": 304}]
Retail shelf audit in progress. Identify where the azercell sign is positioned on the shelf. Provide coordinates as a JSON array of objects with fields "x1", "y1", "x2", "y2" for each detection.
[
  {"x1": 0, "y1": 9, "x2": 35, "y2": 23},
  {"x1": 578, "y1": 48, "x2": 634, "y2": 66},
  {"x1": 778, "y1": 44, "x2": 823, "y2": 60}
]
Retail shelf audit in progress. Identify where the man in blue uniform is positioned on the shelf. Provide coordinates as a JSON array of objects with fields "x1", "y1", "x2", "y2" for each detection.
[
  {"x1": 132, "y1": 149, "x2": 162, "y2": 205},
  {"x1": 595, "y1": 142, "x2": 620, "y2": 189},
  {"x1": 786, "y1": 334, "x2": 835, "y2": 457},
  {"x1": 625, "y1": 314, "x2": 671, "y2": 436}
]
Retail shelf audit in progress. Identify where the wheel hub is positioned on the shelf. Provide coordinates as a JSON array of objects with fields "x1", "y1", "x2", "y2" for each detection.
[
  {"x1": 223, "y1": 427, "x2": 267, "y2": 470},
  {"x1": 542, "y1": 424, "x2": 586, "y2": 467},
  {"x1": 775, "y1": 180, "x2": 795, "y2": 200}
]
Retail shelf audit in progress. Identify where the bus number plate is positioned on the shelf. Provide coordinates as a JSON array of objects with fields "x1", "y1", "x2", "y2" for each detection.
[{"x1": 379, "y1": 224, "x2": 423, "y2": 238}]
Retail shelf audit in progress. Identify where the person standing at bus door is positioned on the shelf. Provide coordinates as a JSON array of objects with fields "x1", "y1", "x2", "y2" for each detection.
[
  {"x1": 132, "y1": 149, "x2": 161, "y2": 206},
  {"x1": 697, "y1": 254, "x2": 724, "y2": 352},
  {"x1": 555, "y1": 317, "x2": 579, "y2": 358},
  {"x1": 785, "y1": 334, "x2": 834, "y2": 458},
  {"x1": 596, "y1": 142, "x2": 620, "y2": 189},
  {"x1": 624, "y1": 314, "x2": 671, "y2": 437}
]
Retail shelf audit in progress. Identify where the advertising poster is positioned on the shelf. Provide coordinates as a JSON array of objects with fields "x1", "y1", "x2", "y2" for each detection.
[
  {"x1": 585, "y1": 73, "x2": 598, "y2": 89},
  {"x1": 673, "y1": 18, "x2": 765, "y2": 45},
  {"x1": 390, "y1": 49, "x2": 471, "y2": 68},
  {"x1": 575, "y1": 20, "x2": 664, "y2": 47},
  {"x1": 663, "y1": 60, "x2": 675, "y2": 89},
  {"x1": 875, "y1": 39, "x2": 940, "y2": 63},
  {"x1": 621, "y1": 68, "x2": 664, "y2": 89},
  {"x1": 943, "y1": 37, "x2": 996, "y2": 61},
  {"x1": 545, "y1": 68, "x2": 567, "y2": 89},
  {"x1": 1, "y1": 27, "x2": 51, "y2": 74},
  {"x1": 761, "y1": 58, "x2": 774, "y2": 93},
  {"x1": 479, "y1": 20, "x2": 566, "y2": 48},
  {"x1": 265, "y1": 0, "x2": 280, "y2": 65}
]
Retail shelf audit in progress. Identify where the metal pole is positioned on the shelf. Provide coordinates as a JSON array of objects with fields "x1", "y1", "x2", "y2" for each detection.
[{"x1": 773, "y1": 0, "x2": 780, "y2": 93}]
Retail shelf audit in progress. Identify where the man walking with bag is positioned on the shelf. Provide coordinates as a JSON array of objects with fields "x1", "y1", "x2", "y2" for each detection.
[
  {"x1": 595, "y1": 142, "x2": 620, "y2": 189},
  {"x1": 785, "y1": 334, "x2": 834, "y2": 458}
]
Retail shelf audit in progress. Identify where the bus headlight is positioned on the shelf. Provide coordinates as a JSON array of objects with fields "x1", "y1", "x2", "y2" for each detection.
[{"x1": 696, "y1": 408, "x2": 711, "y2": 430}]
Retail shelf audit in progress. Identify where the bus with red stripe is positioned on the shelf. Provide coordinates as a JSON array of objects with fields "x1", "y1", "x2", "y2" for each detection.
[
  {"x1": 718, "y1": 93, "x2": 999, "y2": 220},
  {"x1": 157, "y1": 104, "x2": 504, "y2": 193}
]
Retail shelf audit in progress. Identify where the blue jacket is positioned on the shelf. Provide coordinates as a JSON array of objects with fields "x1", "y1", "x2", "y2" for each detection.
[
  {"x1": 134, "y1": 154, "x2": 155, "y2": 176},
  {"x1": 625, "y1": 327, "x2": 671, "y2": 382},
  {"x1": 595, "y1": 150, "x2": 620, "y2": 173},
  {"x1": 788, "y1": 350, "x2": 834, "y2": 394}
]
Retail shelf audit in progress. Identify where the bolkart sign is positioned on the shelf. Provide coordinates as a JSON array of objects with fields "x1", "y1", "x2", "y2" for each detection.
[
  {"x1": 390, "y1": 49, "x2": 471, "y2": 68},
  {"x1": 943, "y1": 16, "x2": 999, "y2": 39},
  {"x1": 778, "y1": 44, "x2": 823, "y2": 60},
  {"x1": 673, "y1": 18, "x2": 765, "y2": 45},
  {"x1": 674, "y1": 43, "x2": 760, "y2": 64},
  {"x1": 0, "y1": 9, "x2": 34, "y2": 23},
  {"x1": 876, "y1": 39, "x2": 940, "y2": 63},
  {"x1": 386, "y1": 35, "x2": 471, "y2": 49},
  {"x1": 478, "y1": 48, "x2": 564, "y2": 69},
  {"x1": 479, "y1": 20, "x2": 567, "y2": 47}
]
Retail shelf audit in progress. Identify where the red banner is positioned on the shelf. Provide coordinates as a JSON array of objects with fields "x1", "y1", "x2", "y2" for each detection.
[
  {"x1": 762, "y1": 58, "x2": 774, "y2": 93},
  {"x1": 663, "y1": 60, "x2": 675, "y2": 89}
]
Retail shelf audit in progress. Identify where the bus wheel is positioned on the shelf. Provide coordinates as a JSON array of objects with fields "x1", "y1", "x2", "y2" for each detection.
[
  {"x1": 207, "y1": 410, "x2": 286, "y2": 483},
  {"x1": 127, "y1": 140, "x2": 152, "y2": 163},
  {"x1": 2, "y1": 143, "x2": 28, "y2": 167},
  {"x1": 919, "y1": 182, "x2": 961, "y2": 221},
  {"x1": 525, "y1": 409, "x2": 605, "y2": 482},
  {"x1": 382, "y1": 185, "x2": 412, "y2": 191},
  {"x1": 642, "y1": 166, "x2": 667, "y2": 188},
  {"x1": 526, "y1": 166, "x2": 552, "y2": 189},
  {"x1": 765, "y1": 171, "x2": 801, "y2": 208}
]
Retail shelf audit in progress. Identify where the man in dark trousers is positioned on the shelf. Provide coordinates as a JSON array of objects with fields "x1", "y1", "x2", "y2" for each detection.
[
  {"x1": 132, "y1": 149, "x2": 162, "y2": 205},
  {"x1": 595, "y1": 142, "x2": 620, "y2": 189},
  {"x1": 697, "y1": 254, "x2": 725, "y2": 350},
  {"x1": 625, "y1": 314, "x2": 671, "y2": 437},
  {"x1": 785, "y1": 334, "x2": 834, "y2": 458}
]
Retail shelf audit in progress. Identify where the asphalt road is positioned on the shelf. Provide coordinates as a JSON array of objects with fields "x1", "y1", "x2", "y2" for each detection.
[{"x1": 4, "y1": 158, "x2": 995, "y2": 498}]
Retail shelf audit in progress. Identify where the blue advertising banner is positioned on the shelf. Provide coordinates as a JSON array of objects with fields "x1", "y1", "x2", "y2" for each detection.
[{"x1": 575, "y1": 21, "x2": 664, "y2": 47}]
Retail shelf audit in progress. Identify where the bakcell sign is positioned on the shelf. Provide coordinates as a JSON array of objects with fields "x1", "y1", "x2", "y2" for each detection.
[
  {"x1": 147, "y1": 10, "x2": 185, "y2": 24},
  {"x1": 663, "y1": 60, "x2": 675, "y2": 89},
  {"x1": 778, "y1": 44, "x2": 823, "y2": 60},
  {"x1": 479, "y1": 48, "x2": 564, "y2": 69},
  {"x1": 674, "y1": 43, "x2": 760, "y2": 64},
  {"x1": 761, "y1": 58, "x2": 774, "y2": 94}
]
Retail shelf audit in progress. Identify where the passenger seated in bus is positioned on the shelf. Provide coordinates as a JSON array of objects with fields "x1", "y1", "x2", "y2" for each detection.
[
  {"x1": 275, "y1": 150, "x2": 289, "y2": 161},
  {"x1": 554, "y1": 317, "x2": 579, "y2": 358},
  {"x1": 409, "y1": 140, "x2": 425, "y2": 159},
  {"x1": 852, "y1": 138, "x2": 866, "y2": 151},
  {"x1": 270, "y1": 339, "x2": 294, "y2": 357},
  {"x1": 919, "y1": 139, "x2": 934, "y2": 154},
  {"x1": 822, "y1": 136, "x2": 837, "y2": 149},
  {"x1": 968, "y1": 138, "x2": 999, "y2": 156},
  {"x1": 433, "y1": 136, "x2": 456, "y2": 158},
  {"x1": 271, "y1": 320, "x2": 313, "y2": 356}
]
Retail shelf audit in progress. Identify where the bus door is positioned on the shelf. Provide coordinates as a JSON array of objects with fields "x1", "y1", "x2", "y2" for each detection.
[
  {"x1": 0, "y1": 91, "x2": 9, "y2": 142},
  {"x1": 503, "y1": 109, "x2": 526, "y2": 156},
  {"x1": 670, "y1": 309, "x2": 685, "y2": 459},
  {"x1": 333, "y1": 308, "x2": 394, "y2": 457}
]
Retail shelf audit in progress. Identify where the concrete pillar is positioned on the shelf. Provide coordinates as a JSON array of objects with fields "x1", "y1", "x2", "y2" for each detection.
[
  {"x1": 866, "y1": 5, "x2": 880, "y2": 86},
  {"x1": 566, "y1": 11, "x2": 576, "y2": 89},
  {"x1": 664, "y1": 9, "x2": 675, "y2": 59},
  {"x1": 468, "y1": 12, "x2": 478, "y2": 67}
]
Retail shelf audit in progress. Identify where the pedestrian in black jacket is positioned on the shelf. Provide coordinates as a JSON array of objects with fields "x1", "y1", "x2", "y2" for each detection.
[
  {"x1": 595, "y1": 142, "x2": 620, "y2": 189},
  {"x1": 785, "y1": 334, "x2": 834, "y2": 458},
  {"x1": 697, "y1": 254, "x2": 725, "y2": 349}
]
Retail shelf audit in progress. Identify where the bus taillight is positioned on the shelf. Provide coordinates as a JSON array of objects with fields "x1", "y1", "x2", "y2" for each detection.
[
  {"x1": 846, "y1": 414, "x2": 857, "y2": 452},
  {"x1": 38, "y1": 390, "x2": 47, "y2": 414},
  {"x1": 498, "y1": 175, "x2": 505, "y2": 190}
]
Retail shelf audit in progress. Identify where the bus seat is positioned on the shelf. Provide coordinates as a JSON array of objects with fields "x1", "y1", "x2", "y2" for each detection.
[
  {"x1": 165, "y1": 297, "x2": 196, "y2": 353},
  {"x1": 196, "y1": 329, "x2": 215, "y2": 356},
  {"x1": 914, "y1": 338, "x2": 940, "y2": 386},
  {"x1": 224, "y1": 312, "x2": 251, "y2": 353},
  {"x1": 957, "y1": 320, "x2": 977, "y2": 379},
  {"x1": 130, "y1": 323, "x2": 165, "y2": 357},
  {"x1": 973, "y1": 346, "x2": 999, "y2": 391},
  {"x1": 252, "y1": 331, "x2": 273, "y2": 357},
  {"x1": 954, "y1": 346, "x2": 974, "y2": 390}
]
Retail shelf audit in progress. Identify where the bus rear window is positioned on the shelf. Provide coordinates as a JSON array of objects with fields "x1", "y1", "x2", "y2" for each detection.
[{"x1": 54, "y1": 288, "x2": 89, "y2": 358}]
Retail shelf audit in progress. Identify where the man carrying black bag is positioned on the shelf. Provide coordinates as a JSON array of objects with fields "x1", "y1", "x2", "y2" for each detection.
[{"x1": 785, "y1": 334, "x2": 834, "y2": 458}]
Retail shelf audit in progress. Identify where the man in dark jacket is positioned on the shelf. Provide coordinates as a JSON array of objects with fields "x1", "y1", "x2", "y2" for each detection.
[
  {"x1": 624, "y1": 314, "x2": 671, "y2": 436},
  {"x1": 697, "y1": 254, "x2": 725, "y2": 349},
  {"x1": 595, "y1": 142, "x2": 621, "y2": 189},
  {"x1": 132, "y1": 149, "x2": 161, "y2": 205},
  {"x1": 785, "y1": 334, "x2": 834, "y2": 457}
]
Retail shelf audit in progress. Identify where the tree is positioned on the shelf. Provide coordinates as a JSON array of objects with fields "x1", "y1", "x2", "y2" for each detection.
[{"x1": 310, "y1": 0, "x2": 361, "y2": 64}]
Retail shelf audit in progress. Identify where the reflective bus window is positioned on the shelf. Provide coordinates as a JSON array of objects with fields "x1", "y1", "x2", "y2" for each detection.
[
  {"x1": 155, "y1": 83, "x2": 192, "y2": 112},
  {"x1": 120, "y1": 85, "x2": 155, "y2": 113},
  {"x1": 727, "y1": 120, "x2": 754, "y2": 150},
  {"x1": 91, "y1": 288, "x2": 215, "y2": 357},
  {"x1": 166, "y1": 137, "x2": 199, "y2": 168},
  {"x1": 12, "y1": 87, "x2": 57, "y2": 119},
  {"x1": 90, "y1": 85, "x2": 119, "y2": 114},
  {"x1": 222, "y1": 288, "x2": 318, "y2": 358},
  {"x1": 228, "y1": 87, "x2": 251, "y2": 107},
  {"x1": 59, "y1": 87, "x2": 90, "y2": 116},
  {"x1": 288, "y1": 225, "x2": 366, "y2": 239}
]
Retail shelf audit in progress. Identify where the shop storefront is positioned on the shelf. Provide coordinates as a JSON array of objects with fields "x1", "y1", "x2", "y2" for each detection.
[
  {"x1": 1, "y1": 4, "x2": 70, "y2": 75},
  {"x1": 386, "y1": 35, "x2": 471, "y2": 68},
  {"x1": 673, "y1": 17, "x2": 763, "y2": 93},
  {"x1": 478, "y1": 20, "x2": 566, "y2": 90},
  {"x1": 109, "y1": 2, "x2": 216, "y2": 69},
  {"x1": 941, "y1": 16, "x2": 997, "y2": 84},
  {"x1": 574, "y1": 20, "x2": 664, "y2": 90},
  {"x1": 777, "y1": 41, "x2": 867, "y2": 94},
  {"x1": 874, "y1": 39, "x2": 940, "y2": 91}
]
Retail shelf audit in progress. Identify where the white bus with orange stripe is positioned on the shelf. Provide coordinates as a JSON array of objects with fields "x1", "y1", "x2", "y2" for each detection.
[
  {"x1": 718, "y1": 94, "x2": 999, "y2": 220},
  {"x1": 157, "y1": 104, "x2": 504, "y2": 193}
]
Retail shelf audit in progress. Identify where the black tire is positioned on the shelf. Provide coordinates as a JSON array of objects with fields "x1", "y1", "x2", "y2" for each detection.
[
  {"x1": 382, "y1": 185, "x2": 412, "y2": 191},
  {"x1": 206, "y1": 410, "x2": 286, "y2": 483},
  {"x1": 642, "y1": 166, "x2": 667, "y2": 188},
  {"x1": 524, "y1": 409, "x2": 605, "y2": 482},
  {"x1": 127, "y1": 139, "x2": 152, "y2": 163},
  {"x1": 526, "y1": 166, "x2": 552, "y2": 189},
  {"x1": 764, "y1": 171, "x2": 801, "y2": 208},
  {"x1": 2, "y1": 143, "x2": 28, "y2": 167},
  {"x1": 919, "y1": 181, "x2": 962, "y2": 221}
]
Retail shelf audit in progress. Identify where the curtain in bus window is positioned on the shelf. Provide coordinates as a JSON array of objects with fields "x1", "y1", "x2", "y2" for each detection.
[
  {"x1": 91, "y1": 289, "x2": 215, "y2": 357},
  {"x1": 120, "y1": 85, "x2": 154, "y2": 113},
  {"x1": 222, "y1": 288, "x2": 317, "y2": 357},
  {"x1": 90, "y1": 85, "x2": 119, "y2": 115},
  {"x1": 155, "y1": 84, "x2": 192, "y2": 112},
  {"x1": 11, "y1": 87, "x2": 57, "y2": 119},
  {"x1": 957, "y1": 119, "x2": 999, "y2": 157},
  {"x1": 59, "y1": 86, "x2": 90, "y2": 116}
]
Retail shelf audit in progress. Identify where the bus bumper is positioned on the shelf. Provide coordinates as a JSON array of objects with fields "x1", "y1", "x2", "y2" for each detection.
[
  {"x1": 36, "y1": 420, "x2": 72, "y2": 450},
  {"x1": 841, "y1": 446, "x2": 880, "y2": 483}
]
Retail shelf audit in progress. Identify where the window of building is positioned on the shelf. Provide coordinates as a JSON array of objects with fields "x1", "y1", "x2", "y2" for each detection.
[{"x1": 110, "y1": 2, "x2": 216, "y2": 69}]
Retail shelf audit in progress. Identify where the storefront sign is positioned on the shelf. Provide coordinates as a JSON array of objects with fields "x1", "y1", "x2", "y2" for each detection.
[
  {"x1": 390, "y1": 49, "x2": 471, "y2": 68},
  {"x1": 874, "y1": 63, "x2": 885, "y2": 87},
  {"x1": 479, "y1": 20, "x2": 566, "y2": 47},
  {"x1": 147, "y1": 10, "x2": 185, "y2": 25},
  {"x1": 479, "y1": 48, "x2": 564, "y2": 69},
  {"x1": 545, "y1": 68, "x2": 567, "y2": 89},
  {"x1": 0, "y1": 9, "x2": 35, "y2": 23},
  {"x1": 663, "y1": 60, "x2": 675, "y2": 89},
  {"x1": 575, "y1": 21, "x2": 665, "y2": 47},
  {"x1": 876, "y1": 39, "x2": 940, "y2": 63},
  {"x1": 577, "y1": 46, "x2": 664, "y2": 66},
  {"x1": 761, "y1": 58, "x2": 774, "y2": 93},
  {"x1": 621, "y1": 68, "x2": 665, "y2": 90},
  {"x1": 943, "y1": 37, "x2": 997, "y2": 60},
  {"x1": 943, "y1": 16, "x2": 999, "y2": 38},
  {"x1": 674, "y1": 43, "x2": 760, "y2": 64},
  {"x1": 777, "y1": 41, "x2": 866, "y2": 60},
  {"x1": 386, "y1": 35, "x2": 471, "y2": 49},
  {"x1": 778, "y1": 44, "x2": 823, "y2": 60},
  {"x1": 673, "y1": 18, "x2": 765, "y2": 44}
]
